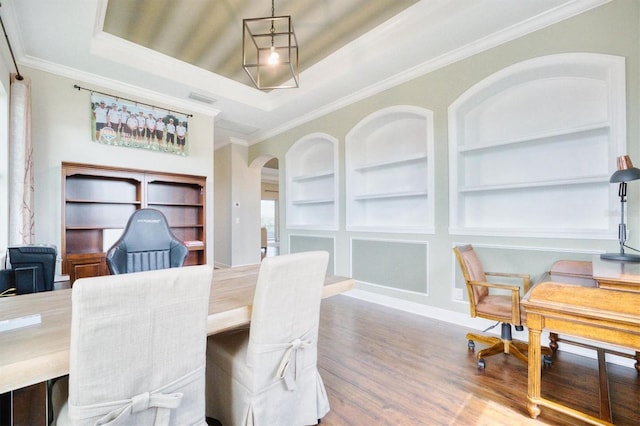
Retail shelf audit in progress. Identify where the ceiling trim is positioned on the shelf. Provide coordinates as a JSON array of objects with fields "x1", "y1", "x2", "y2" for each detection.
[
  {"x1": 89, "y1": 31, "x2": 274, "y2": 110},
  {"x1": 18, "y1": 53, "x2": 221, "y2": 118}
]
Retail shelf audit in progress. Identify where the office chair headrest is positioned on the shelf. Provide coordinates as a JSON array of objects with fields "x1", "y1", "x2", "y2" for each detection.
[{"x1": 115, "y1": 209, "x2": 181, "y2": 252}]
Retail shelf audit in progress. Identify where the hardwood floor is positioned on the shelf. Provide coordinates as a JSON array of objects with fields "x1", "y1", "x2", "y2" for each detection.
[{"x1": 317, "y1": 295, "x2": 640, "y2": 425}]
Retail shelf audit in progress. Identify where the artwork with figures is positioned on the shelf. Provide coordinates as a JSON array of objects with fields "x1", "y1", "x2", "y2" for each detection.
[{"x1": 90, "y1": 93, "x2": 189, "y2": 156}]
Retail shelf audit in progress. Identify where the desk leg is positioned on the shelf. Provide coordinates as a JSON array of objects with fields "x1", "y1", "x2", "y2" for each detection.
[
  {"x1": 596, "y1": 348, "x2": 613, "y2": 423},
  {"x1": 12, "y1": 383, "x2": 47, "y2": 426},
  {"x1": 527, "y1": 317, "x2": 542, "y2": 419}
]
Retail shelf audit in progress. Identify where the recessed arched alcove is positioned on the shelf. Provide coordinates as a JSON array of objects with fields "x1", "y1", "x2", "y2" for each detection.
[
  {"x1": 448, "y1": 53, "x2": 626, "y2": 238},
  {"x1": 285, "y1": 133, "x2": 338, "y2": 230},
  {"x1": 345, "y1": 105, "x2": 434, "y2": 233}
]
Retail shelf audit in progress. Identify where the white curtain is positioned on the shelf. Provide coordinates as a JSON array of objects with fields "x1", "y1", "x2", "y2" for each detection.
[{"x1": 8, "y1": 73, "x2": 34, "y2": 245}]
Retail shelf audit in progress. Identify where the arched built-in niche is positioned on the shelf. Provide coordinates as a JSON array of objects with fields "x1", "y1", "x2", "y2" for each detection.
[
  {"x1": 345, "y1": 106, "x2": 434, "y2": 233},
  {"x1": 448, "y1": 53, "x2": 626, "y2": 238},
  {"x1": 285, "y1": 133, "x2": 338, "y2": 230}
]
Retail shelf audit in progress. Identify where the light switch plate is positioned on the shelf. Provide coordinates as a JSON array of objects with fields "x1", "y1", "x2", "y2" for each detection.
[{"x1": 454, "y1": 288, "x2": 463, "y2": 300}]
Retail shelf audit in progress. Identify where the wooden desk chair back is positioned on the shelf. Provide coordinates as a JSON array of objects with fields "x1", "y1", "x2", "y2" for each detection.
[
  {"x1": 549, "y1": 260, "x2": 596, "y2": 287},
  {"x1": 547, "y1": 259, "x2": 596, "y2": 354},
  {"x1": 453, "y1": 244, "x2": 552, "y2": 369}
]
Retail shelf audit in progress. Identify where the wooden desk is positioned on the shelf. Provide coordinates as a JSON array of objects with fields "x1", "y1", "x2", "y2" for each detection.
[
  {"x1": 0, "y1": 264, "x2": 354, "y2": 394},
  {"x1": 522, "y1": 282, "x2": 640, "y2": 425},
  {"x1": 592, "y1": 255, "x2": 640, "y2": 293}
]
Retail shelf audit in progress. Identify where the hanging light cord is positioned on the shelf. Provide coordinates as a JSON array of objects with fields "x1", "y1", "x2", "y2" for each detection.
[
  {"x1": 0, "y1": 2, "x2": 23, "y2": 80},
  {"x1": 270, "y1": 0, "x2": 276, "y2": 45}
]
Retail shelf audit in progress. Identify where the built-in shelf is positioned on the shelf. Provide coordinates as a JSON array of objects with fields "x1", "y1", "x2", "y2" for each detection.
[
  {"x1": 291, "y1": 198, "x2": 335, "y2": 205},
  {"x1": 66, "y1": 199, "x2": 142, "y2": 205},
  {"x1": 62, "y1": 162, "x2": 206, "y2": 284},
  {"x1": 353, "y1": 190, "x2": 428, "y2": 201},
  {"x1": 457, "y1": 122, "x2": 610, "y2": 153},
  {"x1": 459, "y1": 175, "x2": 609, "y2": 193},
  {"x1": 448, "y1": 53, "x2": 626, "y2": 238},
  {"x1": 346, "y1": 106, "x2": 434, "y2": 233},
  {"x1": 291, "y1": 170, "x2": 335, "y2": 182},
  {"x1": 285, "y1": 133, "x2": 338, "y2": 230},
  {"x1": 353, "y1": 152, "x2": 428, "y2": 172}
]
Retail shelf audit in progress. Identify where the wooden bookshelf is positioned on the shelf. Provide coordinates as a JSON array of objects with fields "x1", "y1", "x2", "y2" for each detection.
[{"x1": 61, "y1": 162, "x2": 206, "y2": 284}]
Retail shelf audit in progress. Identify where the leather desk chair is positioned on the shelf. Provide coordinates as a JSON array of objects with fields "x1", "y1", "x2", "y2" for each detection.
[
  {"x1": 106, "y1": 209, "x2": 188, "y2": 274},
  {"x1": 546, "y1": 260, "x2": 596, "y2": 354},
  {"x1": 453, "y1": 244, "x2": 552, "y2": 369}
]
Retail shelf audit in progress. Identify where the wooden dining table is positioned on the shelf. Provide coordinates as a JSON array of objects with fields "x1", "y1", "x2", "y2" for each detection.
[{"x1": 0, "y1": 263, "x2": 354, "y2": 418}]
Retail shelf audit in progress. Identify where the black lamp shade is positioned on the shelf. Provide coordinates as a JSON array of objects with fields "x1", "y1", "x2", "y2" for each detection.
[
  {"x1": 610, "y1": 154, "x2": 640, "y2": 182},
  {"x1": 610, "y1": 167, "x2": 640, "y2": 183}
]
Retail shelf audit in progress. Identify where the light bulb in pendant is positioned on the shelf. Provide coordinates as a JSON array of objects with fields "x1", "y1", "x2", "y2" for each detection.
[{"x1": 268, "y1": 46, "x2": 279, "y2": 65}]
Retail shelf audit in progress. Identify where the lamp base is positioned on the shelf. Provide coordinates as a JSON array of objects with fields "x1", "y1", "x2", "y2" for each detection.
[{"x1": 600, "y1": 252, "x2": 640, "y2": 262}]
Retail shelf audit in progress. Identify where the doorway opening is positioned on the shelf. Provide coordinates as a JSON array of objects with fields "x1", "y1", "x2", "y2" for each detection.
[{"x1": 259, "y1": 157, "x2": 279, "y2": 258}]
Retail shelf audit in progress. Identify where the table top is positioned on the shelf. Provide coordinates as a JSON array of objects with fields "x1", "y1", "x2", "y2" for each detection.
[
  {"x1": 0, "y1": 264, "x2": 354, "y2": 394},
  {"x1": 524, "y1": 281, "x2": 640, "y2": 319},
  {"x1": 523, "y1": 280, "x2": 640, "y2": 356},
  {"x1": 592, "y1": 254, "x2": 640, "y2": 283}
]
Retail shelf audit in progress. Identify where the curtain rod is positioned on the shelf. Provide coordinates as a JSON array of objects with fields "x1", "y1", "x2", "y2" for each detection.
[
  {"x1": 0, "y1": 3, "x2": 23, "y2": 80},
  {"x1": 73, "y1": 84, "x2": 193, "y2": 117}
]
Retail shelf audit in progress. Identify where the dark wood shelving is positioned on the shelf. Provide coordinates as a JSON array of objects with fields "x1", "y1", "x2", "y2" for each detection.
[{"x1": 62, "y1": 162, "x2": 206, "y2": 284}]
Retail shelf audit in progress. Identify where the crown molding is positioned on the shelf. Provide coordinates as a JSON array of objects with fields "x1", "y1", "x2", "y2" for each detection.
[{"x1": 18, "y1": 54, "x2": 221, "y2": 118}]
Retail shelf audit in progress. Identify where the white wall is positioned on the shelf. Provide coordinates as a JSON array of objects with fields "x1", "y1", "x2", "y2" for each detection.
[
  {"x1": 230, "y1": 142, "x2": 261, "y2": 266},
  {"x1": 214, "y1": 144, "x2": 232, "y2": 267},
  {"x1": 214, "y1": 140, "x2": 261, "y2": 267},
  {"x1": 25, "y1": 66, "x2": 215, "y2": 263}
]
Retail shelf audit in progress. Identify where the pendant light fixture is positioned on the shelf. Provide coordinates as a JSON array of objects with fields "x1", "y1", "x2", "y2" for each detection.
[{"x1": 242, "y1": 0, "x2": 299, "y2": 90}]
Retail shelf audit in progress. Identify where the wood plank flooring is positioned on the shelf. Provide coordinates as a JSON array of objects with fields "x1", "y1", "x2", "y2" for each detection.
[{"x1": 317, "y1": 295, "x2": 640, "y2": 425}]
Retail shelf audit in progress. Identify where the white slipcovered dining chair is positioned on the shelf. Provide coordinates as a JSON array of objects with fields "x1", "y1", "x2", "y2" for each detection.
[
  {"x1": 205, "y1": 251, "x2": 330, "y2": 426},
  {"x1": 53, "y1": 265, "x2": 213, "y2": 425}
]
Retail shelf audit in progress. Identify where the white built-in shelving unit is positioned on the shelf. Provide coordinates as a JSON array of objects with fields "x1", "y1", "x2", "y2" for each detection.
[
  {"x1": 346, "y1": 106, "x2": 434, "y2": 233},
  {"x1": 285, "y1": 133, "x2": 338, "y2": 230},
  {"x1": 448, "y1": 53, "x2": 626, "y2": 239}
]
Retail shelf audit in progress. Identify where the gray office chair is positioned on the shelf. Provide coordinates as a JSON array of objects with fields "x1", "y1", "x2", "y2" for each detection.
[{"x1": 106, "y1": 208, "x2": 188, "y2": 274}]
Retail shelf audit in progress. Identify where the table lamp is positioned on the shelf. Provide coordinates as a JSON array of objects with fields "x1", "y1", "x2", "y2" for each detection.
[{"x1": 601, "y1": 155, "x2": 640, "y2": 261}]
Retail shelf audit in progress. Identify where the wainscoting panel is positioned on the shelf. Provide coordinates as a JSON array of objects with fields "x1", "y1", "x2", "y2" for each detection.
[
  {"x1": 289, "y1": 234, "x2": 336, "y2": 274},
  {"x1": 351, "y1": 238, "x2": 428, "y2": 295}
]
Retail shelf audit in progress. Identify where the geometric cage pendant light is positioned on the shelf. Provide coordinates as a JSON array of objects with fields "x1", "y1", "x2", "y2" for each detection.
[{"x1": 242, "y1": 0, "x2": 299, "y2": 90}]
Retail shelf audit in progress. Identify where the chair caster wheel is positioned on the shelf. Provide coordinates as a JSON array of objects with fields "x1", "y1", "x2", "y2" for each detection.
[
  {"x1": 468, "y1": 339, "x2": 475, "y2": 351},
  {"x1": 543, "y1": 355, "x2": 553, "y2": 367},
  {"x1": 478, "y1": 358, "x2": 485, "y2": 369}
]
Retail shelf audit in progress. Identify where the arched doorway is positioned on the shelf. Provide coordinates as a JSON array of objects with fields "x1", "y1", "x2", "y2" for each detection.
[{"x1": 251, "y1": 155, "x2": 279, "y2": 259}]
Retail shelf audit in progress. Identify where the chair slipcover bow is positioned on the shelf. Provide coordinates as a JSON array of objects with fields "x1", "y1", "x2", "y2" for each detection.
[
  {"x1": 254, "y1": 329, "x2": 315, "y2": 391},
  {"x1": 69, "y1": 367, "x2": 203, "y2": 426}
]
